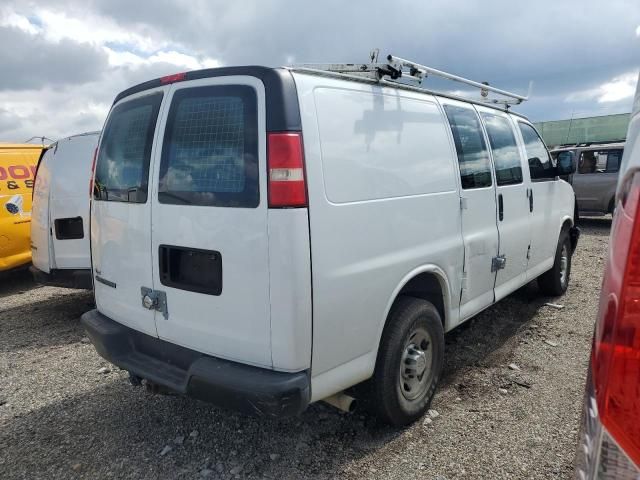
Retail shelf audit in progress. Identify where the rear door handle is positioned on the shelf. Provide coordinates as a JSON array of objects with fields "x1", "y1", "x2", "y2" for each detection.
[
  {"x1": 528, "y1": 188, "x2": 534, "y2": 212},
  {"x1": 498, "y1": 193, "x2": 504, "y2": 221}
]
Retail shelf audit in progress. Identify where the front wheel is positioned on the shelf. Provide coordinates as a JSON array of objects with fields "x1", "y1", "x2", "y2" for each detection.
[
  {"x1": 538, "y1": 229, "x2": 572, "y2": 296},
  {"x1": 369, "y1": 296, "x2": 444, "y2": 426}
]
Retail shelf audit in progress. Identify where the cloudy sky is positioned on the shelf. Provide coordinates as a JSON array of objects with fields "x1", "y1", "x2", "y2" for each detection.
[{"x1": 0, "y1": 0, "x2": 639, "y2": 142}]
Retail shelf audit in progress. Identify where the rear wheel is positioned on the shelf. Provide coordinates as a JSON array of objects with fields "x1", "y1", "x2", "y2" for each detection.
[
  {"x1": 369, "y1": 297, "x2": 444, "y2": 426},
  {"x1": 538, "y1": 228, "x2": 572, "y2": 296}
]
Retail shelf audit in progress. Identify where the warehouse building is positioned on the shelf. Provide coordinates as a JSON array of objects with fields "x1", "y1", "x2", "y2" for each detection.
[{"x1": 534, "y1": 113, "x2": 630, "y2": 148}]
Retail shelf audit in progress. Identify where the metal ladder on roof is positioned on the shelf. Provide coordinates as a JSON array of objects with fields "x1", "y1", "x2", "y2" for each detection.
[{"x1": 289, "y1": 49, "x2": 532, "y2": 109}]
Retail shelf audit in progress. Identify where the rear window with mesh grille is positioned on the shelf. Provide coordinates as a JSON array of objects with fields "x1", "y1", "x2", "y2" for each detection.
[
  {"x1": 94, "y1": 93, "x2": 162, "y2": 203},
  {"x1": 158, "y1": 85, "x2": 259, "y2": 207}
]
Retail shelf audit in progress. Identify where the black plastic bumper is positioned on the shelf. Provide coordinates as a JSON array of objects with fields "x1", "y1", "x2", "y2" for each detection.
[
  {"x1": 30, "y1": 266, "x2": 92, "y2": 290},
  {"x1": 80, "y1": 309, "x2": 311, "y2": 417}
]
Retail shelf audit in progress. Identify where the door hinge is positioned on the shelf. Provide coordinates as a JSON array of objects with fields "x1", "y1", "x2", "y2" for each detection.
[
  {"x1": 141, "y1": 287, "x2": 169, "y2": 319},
  {"x1": 460, "y1": 197, "x2": 468, "y2": 210},
  {"x1": 491, "y1": 255, "x2": 507, "y2": 272}
]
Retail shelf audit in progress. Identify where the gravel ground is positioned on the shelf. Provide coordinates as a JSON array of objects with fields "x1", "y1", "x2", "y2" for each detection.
[{"x1": 0, "y1": 218, "x2": 610, "y2": 480}]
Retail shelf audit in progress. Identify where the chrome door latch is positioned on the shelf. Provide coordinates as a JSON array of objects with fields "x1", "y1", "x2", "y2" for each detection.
[
  {"x1": 140, "y1": 287, "x2": 168, "y2": 319},
  {"x1": 491, "y1": 255, "x2": 507, "y2": 272}
]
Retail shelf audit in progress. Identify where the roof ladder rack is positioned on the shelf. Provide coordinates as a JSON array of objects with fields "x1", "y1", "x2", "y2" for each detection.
[{"x1": 291, "y1": 49, "x2": 531, "y2": 108}]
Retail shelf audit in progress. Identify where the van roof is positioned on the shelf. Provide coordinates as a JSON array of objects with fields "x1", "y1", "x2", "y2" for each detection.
[
  {"x1": 113, "y1": 66, "x2": 302, "y2": 133},
  {"x1": 113, "y1": 65, "x2": 527, "y2": 126}
]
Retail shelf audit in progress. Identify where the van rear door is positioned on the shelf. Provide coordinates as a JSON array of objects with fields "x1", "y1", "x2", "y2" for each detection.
[
  {"x1": 149, "y1": 77, "x2": 272, "y2": 368},
  {"x1": 31, "y1": 147, "x2": 55, "y2": 272},
  {"x1": 91, "y1": 88, "x2": 166, "y2": 337},
  {"x1": 49, "y1": 134, "x2": 98, "y2": 270}
]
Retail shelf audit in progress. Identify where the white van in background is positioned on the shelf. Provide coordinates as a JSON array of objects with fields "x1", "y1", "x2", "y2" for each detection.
[
  {"x1": 81, "y1": 57, "x2": 578, "y2": 426},
  {"x1": 30, "y1": 132, "x2": 99, "y2": 289}
]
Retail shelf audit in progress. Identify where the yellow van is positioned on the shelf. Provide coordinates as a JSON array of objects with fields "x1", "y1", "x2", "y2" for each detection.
[{"x1": 0, "y1": 143, "x2": 46, "y2": 272}]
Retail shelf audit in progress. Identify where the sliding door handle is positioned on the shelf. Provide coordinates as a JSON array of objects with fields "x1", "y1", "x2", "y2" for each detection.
[
  {"x1": 498, "y1": 193, "x2": 504, "y2": 221},
  {"x1": 529, "y1": 188, "x2": 534, "y2": 212}
]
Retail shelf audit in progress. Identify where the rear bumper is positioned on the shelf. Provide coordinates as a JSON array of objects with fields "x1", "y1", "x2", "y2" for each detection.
[
  {"x1": 80, "y1": 309, "x2": 311, "y2": 417},
  {"x1": 29, "y1": 266, "x2": 92, "y2": 289}
]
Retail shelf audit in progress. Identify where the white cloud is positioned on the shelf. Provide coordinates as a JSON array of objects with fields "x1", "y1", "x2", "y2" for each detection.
[
  {"x1": 105, "y1": 48, "x2": 220, "y2": 70},
  {"x1": 0, "y1": 9, "x2": 39, "y2": 34},
  {"x1": 146, "y1": 51, "x2": 220, "y2": 70},
  {"x1": 0, "y1": 5, "x2": 224, "y2": 141},
  {"x1": 0, "y1": 0, "x2": 639, "y2": 139},
  {"x1": 1, "y1": 8, "x2": 220, "y2": 71},
  {"x1": 0, "y1": 86, "x2": 111, "y2": 141},
  {"x1": 598, "y1": 72, "x2": 638, "y2": 102},
  {"x1": 566, "y1": 71, "x2": 639, "y2": 104},
  {"x1": 1, "y1": 8, "x2": 163, "y2": 53}
]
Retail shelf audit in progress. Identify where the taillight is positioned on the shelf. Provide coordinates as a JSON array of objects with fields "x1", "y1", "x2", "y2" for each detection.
[
  {"x1": 592, "y1": 169, "x2": 640, "y2": 469},
  {"x1": 89, "y1": 147, "x2": 98, "y2": 197},
  {"x1": 268, "y1": 132, "x2": 307, "y2": 208},
  {"x1": 160, "y1": 72, "x2": 186, "y2": 85}
]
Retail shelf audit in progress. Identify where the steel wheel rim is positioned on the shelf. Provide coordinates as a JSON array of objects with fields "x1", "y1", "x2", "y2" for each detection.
[
  {"x1": 399, "y1": 327, "x2": 433, "y2": 401},
  {"x1": 560, "y1": 244, "x2": 569, "y2": 287}
]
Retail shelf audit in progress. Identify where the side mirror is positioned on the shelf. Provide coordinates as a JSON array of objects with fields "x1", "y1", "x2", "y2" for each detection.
[{"x1": 556, "y1": 151, "x2": 576, "y2": 176}]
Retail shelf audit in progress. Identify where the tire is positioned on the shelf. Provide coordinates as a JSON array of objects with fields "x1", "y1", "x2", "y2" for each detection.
[
  {"x1": 537, "y1": 228, "x2": 572, "y2": 296},
  {"x1": 369, "y1": 296, "x2": 444, "y2": 427}
]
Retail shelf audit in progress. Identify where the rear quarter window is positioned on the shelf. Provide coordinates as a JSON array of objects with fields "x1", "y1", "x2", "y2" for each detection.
[{"x1": 158, "y1": 85, "x2": 259, "y2": 208}]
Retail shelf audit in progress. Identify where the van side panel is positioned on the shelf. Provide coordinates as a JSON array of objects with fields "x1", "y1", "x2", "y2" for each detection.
[{"x1": 293, "y1": 74, "x2": 463, "y2": 393}]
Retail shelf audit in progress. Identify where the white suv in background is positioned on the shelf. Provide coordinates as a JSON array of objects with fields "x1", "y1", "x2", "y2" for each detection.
[{"x1": 82, "y1": 60, "x2": 578, "y2": 426}]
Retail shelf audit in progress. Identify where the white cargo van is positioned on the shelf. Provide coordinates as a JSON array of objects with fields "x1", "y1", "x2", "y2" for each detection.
[
  {"x1": 82, "y1": 56, "x2": 579, "y2": 426},
  {"x1": 30, "y1": 132, "x2": 99, "y2": 289}
]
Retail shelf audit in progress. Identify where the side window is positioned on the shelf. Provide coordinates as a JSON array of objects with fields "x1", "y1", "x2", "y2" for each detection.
[
  {"x1": 94, "y1": 93, "x2": 163, "y2": 203},
  {"x1": 443, "y1": 105, "x2": 492, "y2": 189},
  {"x1": 480, "y1": 113, "x2": 523, "y2": 186},
  {"x1": 159, "y1": 85, "x2": 259, "y2": 208},
  {"x1": 579, "y1": 149, "x2": 623, "y2": 174},
  {"x1": 518, "y1": 122, "x2": 555, "y2": 181}
]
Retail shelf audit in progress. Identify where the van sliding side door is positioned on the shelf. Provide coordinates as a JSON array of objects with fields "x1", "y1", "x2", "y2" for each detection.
[
  {"x1": 440, "y1": 99, "x2": 499, "y2": 320},
  {"x1": 477, "y1": 107, "x2": 532, "y2": 302}
]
